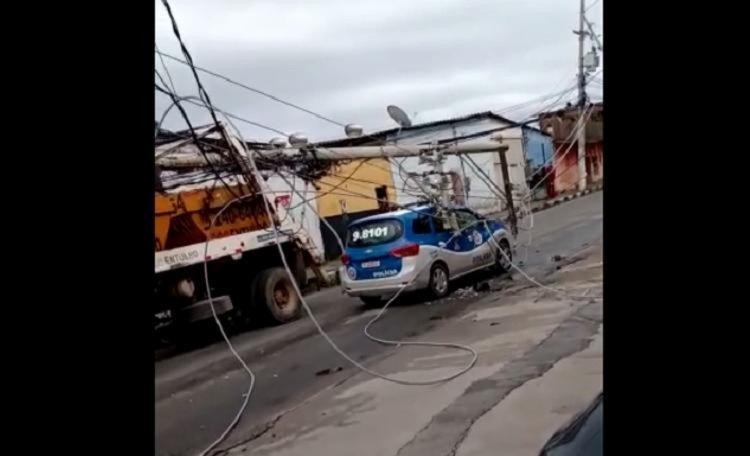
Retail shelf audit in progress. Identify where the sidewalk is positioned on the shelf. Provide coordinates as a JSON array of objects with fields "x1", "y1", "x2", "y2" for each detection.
[
  {"x1": 219, "y1": 244, "x2": 603, "y2": 456},
  {"x1": 528, "y1": 182, "x2": 603, "y2": 215}
]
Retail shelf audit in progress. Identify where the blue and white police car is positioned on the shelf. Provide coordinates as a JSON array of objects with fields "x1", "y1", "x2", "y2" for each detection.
[{"x1": 339, "y1": 204, "x2": 514, "y2": 305}]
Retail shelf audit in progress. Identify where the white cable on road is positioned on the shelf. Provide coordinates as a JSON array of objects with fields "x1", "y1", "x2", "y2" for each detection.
[
  {"x1": 188, "y1": 101, "x2": 600, "y2": 455},
  {"x1": 196, "y1": 199, "x2": 257, "y2": 456},
  {"x1": 192, "y1": 116, "x2": 481, "y2": 456},
  {"x1": 481, "y1": 219, "x2": 601, "y2": 301},
  {"x1": 225, "y1": 118, "x2": 479, "y2": 384}
]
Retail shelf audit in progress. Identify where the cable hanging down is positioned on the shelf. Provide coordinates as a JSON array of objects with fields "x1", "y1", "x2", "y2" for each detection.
[{"x1": 156, "y1": 3, "x2": 602, "y2": 453}]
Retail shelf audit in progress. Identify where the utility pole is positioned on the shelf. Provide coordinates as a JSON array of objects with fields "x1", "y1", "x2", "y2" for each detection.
[
  {"x1": 576, "y1": 0, "x2": 588, "y2": 191},
  {"x1": 498, "y1": 148, "x2": 518, "y2": 237},
  {"x1": 454, "y1": 125, "x2": 470, "y2": 204}
]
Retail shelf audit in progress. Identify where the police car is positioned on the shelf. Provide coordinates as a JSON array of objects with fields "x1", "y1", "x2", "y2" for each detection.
[{"x1": 339, "y1": 204, "x2": 514, "y2": 305}]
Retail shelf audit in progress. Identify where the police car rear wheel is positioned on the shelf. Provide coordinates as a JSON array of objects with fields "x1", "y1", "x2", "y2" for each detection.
[{"x1": 428, "y1": 264, "x2": 449, "y2": 298}]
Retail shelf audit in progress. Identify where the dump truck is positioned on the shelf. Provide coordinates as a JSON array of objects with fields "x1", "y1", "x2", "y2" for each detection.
[{"x1": 154, "y1": 125, "x2": 324, "y2": 345}]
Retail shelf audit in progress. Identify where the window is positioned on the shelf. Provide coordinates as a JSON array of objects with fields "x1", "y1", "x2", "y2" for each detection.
[
  {"x1": 455, "y1": 209, "x2": 479, "y2": 229},
  {"x1": 433, "y1": 214, "x2": 452, "y2": 233},
  {"x1": 374, "y1": 186, "x2": 388, "y2": 212},
  {"x1": 346, "y1": 219, "x2": 403, "y2": 247},
  {"x1": 412, "y1": 214, "x2": 432, "y2": 234}
]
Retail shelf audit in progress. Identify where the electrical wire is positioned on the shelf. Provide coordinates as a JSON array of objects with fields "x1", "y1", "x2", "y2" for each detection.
[
  {"x1": 585, "y1": 0, "x2": 602, "y2": 13},
  {"x1": 514, "y1": 103, "x2": 598, "y2": 263},
  {"x1": 152, "y1": 47, "x2": 553, "y2": 209},
  {"x1": 172, "y1": 97, "x2": 491, "y2": 452},
  {"x1": 156, "y1": 91, "x2": 289, "y2": 137},
  {"x1": 156, "y1": 50, "x2": 345, "y2": 128},
  {"x1": 154, "y1": 82, "x2": 243, "y2": 199},
  {"x1": 160, "y1": 0, "x2": 255, "y2": 194},
  {"x1": 482, "y1": 219, "x2": 601, "y2": 301},
  {"x1": 155, "y1": 8, "x2": 601, "y2": 455},
  {"x1": 191, "y1": 116, "x2": 479, "y2": 455},
  {"x1": 155, "y1": 42, "x2": 178, "y2": 95}
]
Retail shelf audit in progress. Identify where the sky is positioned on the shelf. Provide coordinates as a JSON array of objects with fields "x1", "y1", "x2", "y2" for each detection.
[{"x1": 155, "y1": 0, "x2": 603, "y2": 143}]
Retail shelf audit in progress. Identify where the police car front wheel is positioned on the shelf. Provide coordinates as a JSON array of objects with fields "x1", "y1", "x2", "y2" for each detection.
[{"x1": 494, "y1": 240, "x2": 512, "y2": 273}]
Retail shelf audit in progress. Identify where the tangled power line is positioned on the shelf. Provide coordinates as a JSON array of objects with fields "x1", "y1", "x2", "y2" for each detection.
[{"x1": 156, "y1": 2, "x2": 602, "y2": 454}]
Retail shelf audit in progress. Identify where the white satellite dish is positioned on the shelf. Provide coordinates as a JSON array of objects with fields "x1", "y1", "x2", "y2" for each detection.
[{"x1": 387, "y1": 105, "x2": 412, "y2": 128}]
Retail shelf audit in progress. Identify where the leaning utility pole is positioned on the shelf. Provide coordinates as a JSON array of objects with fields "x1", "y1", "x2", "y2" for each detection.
[
  {"x1": 575, "y1": 0, "x2": 588, "y2": 191},
  {"x1": 497, "y1": 148, "x2": 519, "y2": 237}
]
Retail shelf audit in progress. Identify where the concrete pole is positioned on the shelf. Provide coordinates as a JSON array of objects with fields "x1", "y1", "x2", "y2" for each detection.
[
  {"x1": 157, "y1": 141, "x2": 509, "y2": 168},
  {"x1": 498, "y1": 148, "x2": 518, "y2": 237},
  {"x1": 576, "y1": 0, "x2": 588, "y2": 191}
]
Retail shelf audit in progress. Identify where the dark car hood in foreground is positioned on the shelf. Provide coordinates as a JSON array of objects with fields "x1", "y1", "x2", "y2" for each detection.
[{"x1": 539, "y1": 392, "x2": 602, "y2": 456}]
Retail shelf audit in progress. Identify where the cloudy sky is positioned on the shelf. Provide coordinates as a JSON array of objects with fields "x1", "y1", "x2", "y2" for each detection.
[{"x1": 155, "y1": 0, "x2": 603, "y2": 142}]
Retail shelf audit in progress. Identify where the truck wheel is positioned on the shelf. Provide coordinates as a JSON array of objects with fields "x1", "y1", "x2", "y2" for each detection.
[
  {"x1": 255, "y1": 267, "x2": 301, "y2": 324},
  {"x1": 428, "y1": 263, "x2": 450, "y2": 299}
]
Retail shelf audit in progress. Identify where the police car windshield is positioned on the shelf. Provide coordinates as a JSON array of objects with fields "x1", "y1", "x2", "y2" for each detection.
[{"x1": 346, "y1": 219, "x2": 403, "y2": 247}]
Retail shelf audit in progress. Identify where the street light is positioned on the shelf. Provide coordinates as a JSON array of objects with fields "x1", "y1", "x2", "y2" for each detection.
[
  {"x1": 269, "y1": 137, "x2": 287, "y2": 148},
  {"x1": 288, "y1": 132, "x2": 309, "y2": 147},
  {"x1": 345, "y1": 124, "x2": 363, "y2": 138}
]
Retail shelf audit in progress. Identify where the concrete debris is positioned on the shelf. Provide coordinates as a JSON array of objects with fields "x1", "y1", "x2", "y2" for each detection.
[{"x1": 453, "y1": 287, "x2": 480, "y2": 299}]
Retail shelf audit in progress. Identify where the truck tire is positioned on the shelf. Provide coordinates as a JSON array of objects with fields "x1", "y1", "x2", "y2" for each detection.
[{"x1": 255, "y1": 267, "x2": 302, "y2": 324}]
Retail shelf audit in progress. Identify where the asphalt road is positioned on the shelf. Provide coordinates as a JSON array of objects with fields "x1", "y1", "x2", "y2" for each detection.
[{"x1": 155, "y1": 192, "x2": 603, "y2": 456}]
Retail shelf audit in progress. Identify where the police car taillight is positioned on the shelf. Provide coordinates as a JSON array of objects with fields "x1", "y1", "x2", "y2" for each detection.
[
  {"x1": 341, "y1": 254, "x2": 351, "y2": 265},
  {"x1": 390, "y1": 243, "x2": 420, "y2": 258}
]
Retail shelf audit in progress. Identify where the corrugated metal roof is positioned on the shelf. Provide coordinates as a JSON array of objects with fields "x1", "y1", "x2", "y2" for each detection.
[{"x1": 315, "y1": 110, "x2": 548, "y2": 148}]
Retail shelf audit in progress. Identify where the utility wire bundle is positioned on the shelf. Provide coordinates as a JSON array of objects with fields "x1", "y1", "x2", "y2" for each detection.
[{"x1": 156, "y1": 2, "x2": 602, "y2": 455}]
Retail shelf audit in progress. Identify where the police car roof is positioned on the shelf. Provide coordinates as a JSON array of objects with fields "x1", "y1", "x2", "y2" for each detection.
[{"x1": 348, "y1": 205, "x2": 433, "y2": 226}]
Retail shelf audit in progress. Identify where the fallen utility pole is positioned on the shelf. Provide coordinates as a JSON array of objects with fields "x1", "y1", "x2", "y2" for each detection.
[
  {"x1": 157, "y1": 129, "x2": 514, "y2": 235},
  {"x1": 157, "y1": 140, "x2": 509, "y2": 168}
]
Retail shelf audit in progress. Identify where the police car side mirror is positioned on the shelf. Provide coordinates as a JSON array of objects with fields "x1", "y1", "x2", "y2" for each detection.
[{"x1": 438, "y1": 241, "x2": 447, "y2": 248}]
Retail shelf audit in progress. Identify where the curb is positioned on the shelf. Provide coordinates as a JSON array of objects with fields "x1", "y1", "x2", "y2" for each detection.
[{"x1": 532, "y1": 184, "x2": 602, "y2": 214}]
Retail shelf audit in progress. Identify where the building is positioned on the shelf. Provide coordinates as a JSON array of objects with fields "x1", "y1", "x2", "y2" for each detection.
[
  {"x1": 313, "y1": 111, "x2": 553, "y2": 259},
  {"x1": 321, "y1": 110, "x2": 552, "y2": 202},
  {"x1": 314, "y1": 158, "x2": 398, "y2": 260},
  {"x1": 538, "y1": 102, "x2": 603, "y2": 197}
]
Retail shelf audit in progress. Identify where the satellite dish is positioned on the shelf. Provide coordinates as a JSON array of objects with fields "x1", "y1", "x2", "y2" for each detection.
[{"x1": 387, "y1": 105, "x2": 412, "y2": 128}]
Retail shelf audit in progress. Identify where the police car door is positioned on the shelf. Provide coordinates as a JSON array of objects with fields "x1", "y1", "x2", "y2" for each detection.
[{"x1": 455, "y1": 209, "x2": 494, "y2": 272}]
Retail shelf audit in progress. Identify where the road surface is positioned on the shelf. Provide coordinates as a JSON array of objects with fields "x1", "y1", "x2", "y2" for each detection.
[{"x1": 155, "y1": 192, "x2": 603, "y2": 456}]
